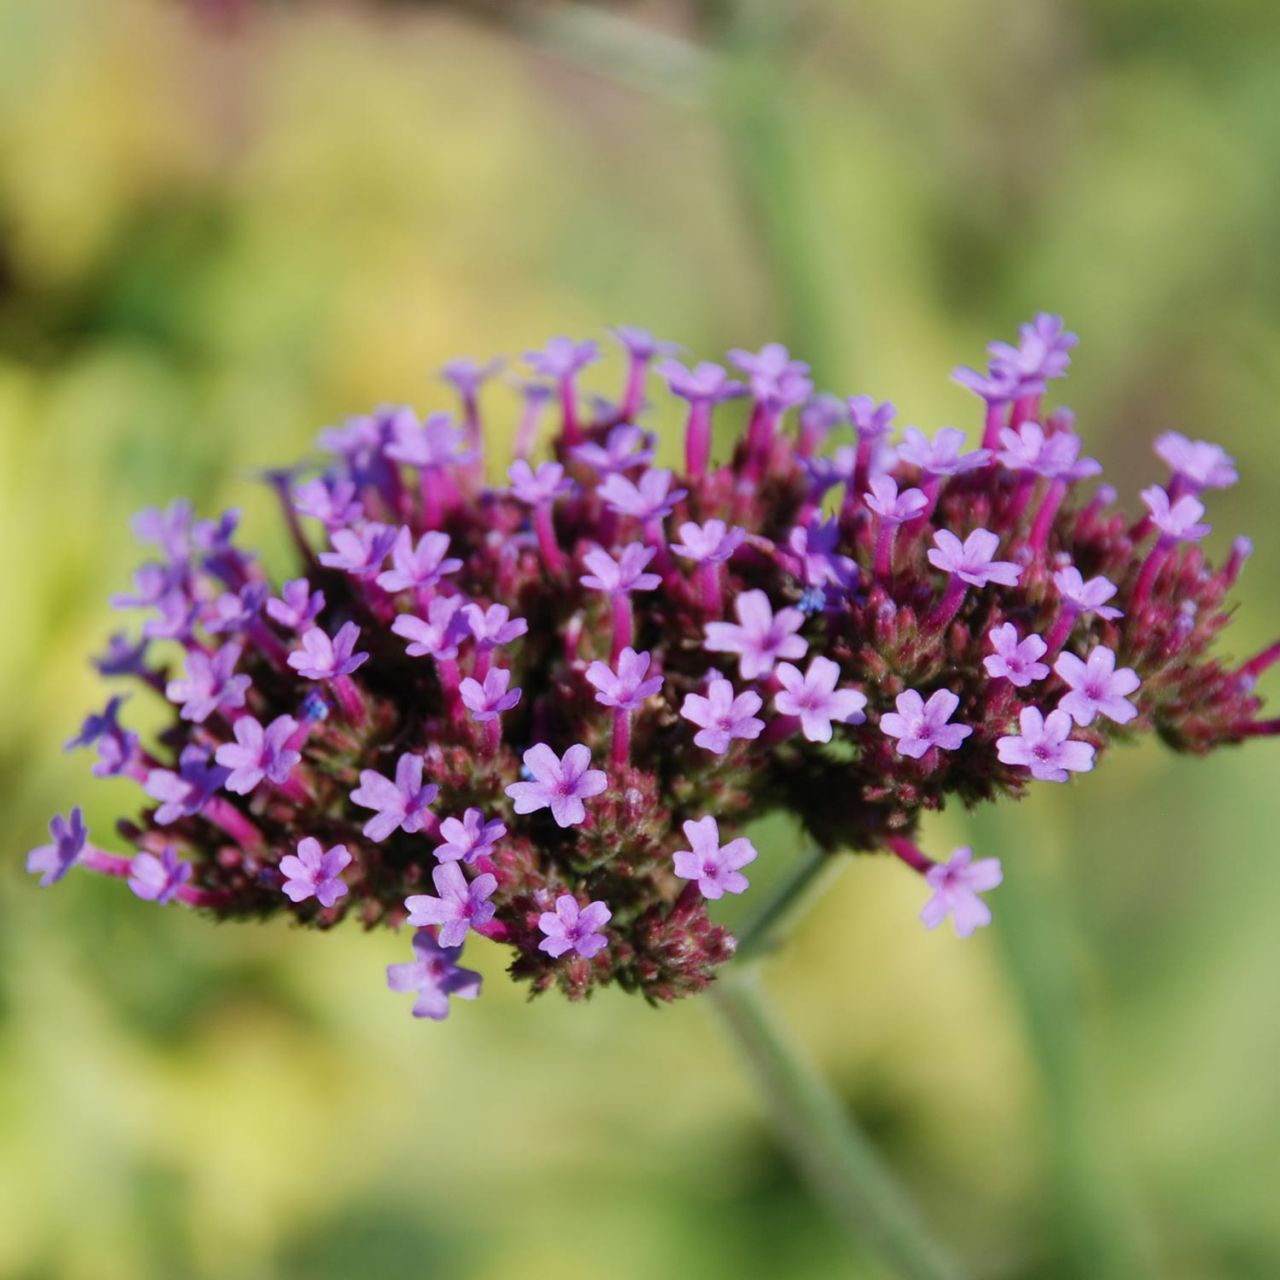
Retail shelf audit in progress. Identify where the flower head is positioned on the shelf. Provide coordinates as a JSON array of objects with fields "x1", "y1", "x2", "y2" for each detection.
[
  {"x1": 462, "y1": 603, "x2": 528, "y2": 650},
  {"x1": 350, "y1": 753, "x2": 439, "y2": 841},
  {"x1": 996, "y1": 707, "x2": 1095, "y2": 782},
  {"x1": 145, "y1": 745, "x2": 231, "y2": 822},
  {"x1": 404, "y1": 862, "x2": 497, "y2": 948},
  {"x1": 704, "y1": 589, "x2": 807, "y2": 680},
  {"x1": 505, "y1": 743, "x2": 608, "y2": 828},
  {"x1": 508, "y1": 460, "x2": 572, "y2": 506},
  {"x1": 570, "y1": 424, "x2": 657, "y2": 476},
  {"x1": 525, "y1": 336, "x2": 600, "y2": 380},
  {"x1": 656, "y1": 358, "x2": 746, "y2": 404},
  {"x1": 65, "y1": 695, "x2": 140, "y2": 778},
  {"x1": 1054, "y1": 647, "x2": 1141, "y2": 726},
  {"x1": 984, "y1": 624, "x2": 1050, "y2": 687},
  {"x1": 880, "y1": 689, "x2": 972, "y2": 759},
  {"x1": 386, "y1": 930, "x2": 482, "y2": 1020},
  {"x1": 680, "y1": 677, "x2": 764, "y2": 754},
  {"x1": 920, "y1": 848, "x2": 1003, "y2": 938},
  {"x1": 585, "y1": 647, "x2": 663, "y2": 710},
  {"x1": 988, "y1": 312, "x2": 1077, "y2": 389},
  {"x1": 774, "y1": 657, "x2": 867, "y2": 742},
  {"x1": 266, "y1": 579, "x2": 326, "y2": 631},
  {"x1": 280, "y1": 838, "x2": 352, "y2": 908},
  {"x1": 440, "y1": 355, "x2": 504, "y2": 398},
  {"x1": 27, "y1": 807, "x2": 88, "y2": 886},
  {"x1": 672, "y1": 817, "x2": 757, "y2": 899},
  {"x1": 538, "y1": 895, "x2": 612, "y2": 959},
  {"x1": 318, "y1": 523, "x2": 397, "y2": 578}
]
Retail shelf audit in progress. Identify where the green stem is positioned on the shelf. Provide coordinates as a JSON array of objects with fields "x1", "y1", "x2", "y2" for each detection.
[
  {"x1": 732, "y1": 843, "x2": 832, "y2": 963},
  {"x1": 711, "y1": 969, "x2": 961, "y2": 1280}
]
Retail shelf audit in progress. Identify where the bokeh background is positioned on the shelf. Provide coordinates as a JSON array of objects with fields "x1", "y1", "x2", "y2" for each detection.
[{"x1": 3, "y1": 1, "x2": 1280, "y2": 1277}]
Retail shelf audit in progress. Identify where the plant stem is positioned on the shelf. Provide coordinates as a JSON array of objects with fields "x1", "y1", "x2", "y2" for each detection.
[{"x1": 732, "y1": 842, "x2": 831, "y2": 963}]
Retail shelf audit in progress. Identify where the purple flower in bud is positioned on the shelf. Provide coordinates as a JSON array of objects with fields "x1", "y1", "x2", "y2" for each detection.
[
  {"x1": 672, "y1": 817, "x2": 757, "y2": 899},
  {"x1": 538, "y1": 895, "x2": 612, "y2": 959},
  {"x1": 996, "y1": 707, "x2": 1095, "y2": 782},
  {"x1": 376, "y1": 529, "x2": 462, "y2": 595},
  {"x1": 570, "y1": 424, "x2": 657, "y2": 476},
  {"x1": 671, "y1": 520, "x2": 746, "y2": 565},
  {"x1": 387, "y1": 930, "x2": 482, "y2": 1020},
  {"x1": 1053, "y1": 567, "x2": 1122, "y2": 621},
  {"x1": 880, "y1": 689, "x2": 972, "y2": 759},
  {"x1": 145, "y1": 745, "x2": 231, "y2": 823},
  {"x1": 585, "y1": 647, "x2": 663, "y2": 710},
  {"x1": 404, "y1": 862, "x2": 497, "y2": 948},
  {"x1": 27, "y1": 807, "x2": 88, "y2": 886},
  {"x1": 505, "y1": 743, "x2": 608, "y2": 828},
  {"x1": 462, "y1": 603, "x2": 528, "y2": 650},
  {"x1": 65, "y1": 695, "x2": 140, "y2": 778},
  {"x1": 267, "y1": 579, "x2": 326, "y2": 631},
  {"x1": 318, "y1": 523, "x2": 397, "y2": 579},
  {"x1": 280, "y1": 838, "x2": 352, "y2": 908},
  {"x1": 704, "y1": 589, "x2": 807, "y2": 681},
  {"x1": 165, "y1": 642, "x2": 251, "y2": 724},
  {"x1": 1141, "y1": 486, "x2": 1211, "y2": 542},
  {"x1": 680, "y1": 677, "x2": 764, "y2": 754},
  {"x1": 984, "y1": 624, "x2": 1050, "y2": 687},
  {"x1": 579, "y1": 543, "x2": 661, "y2": 596},
  {"x1": 597, "y1": 468, "x2": 687, "y2": 521},
  {"x1": 524, "y1": 337, "x2": 600, "y2": 380},
  {"x1": 774, "y1": 657, "x2": 868, "y2": 742},
  {"x1": 928, "y1": 529, "x2": 1022, "y2": 588},
  {"x1": 896, "y1": 426, "x2": 990, "y2": 476},
  {"x1": 288, "y1": 623, "x2": 369, "y2": 680},
  {"x1": 864, "y1": 475, "x2": 928, "y2": 524},
  {"x1": 128, "y1": 847, "x2": 191, "y2": 904},
  {"x1": 507, "y1": 459, "x2": 572, "y2": 506},
  {"x1": 460, "y1": 668, "x2": 522, "y2": 721},
  {"x1": 1154, "y1": 432, "x2": 1237, "y2": 491},
  {"x1": 392, "y1": 597, "x2": 469, "y2": 661},
  {"x1": 656, "y1": 358, "x2": 746, "y2": 404},
  {"x1": 293, "y1": 477, "x2": 362, "y2": 528},
  {"x1": 1054, "y1": 646, "x2": 1141, "y2": 726},
  {"x1": 435, "y1": 809, "x2": 506, "y2": 864},
  {"x1": 350, "y1": 753, "x2": 439, "y2": 842},
  {"x1": 920, "y1": 847, "x2": 1003, "y2": 938},
  {"x1": 215, "y1": 714, "x2": 301, "y2": 795}
]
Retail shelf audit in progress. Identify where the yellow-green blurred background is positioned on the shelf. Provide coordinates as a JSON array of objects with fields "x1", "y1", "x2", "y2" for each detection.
[{"x1": 3, "y1": 2, "x2": 1280, "y2": 1277}]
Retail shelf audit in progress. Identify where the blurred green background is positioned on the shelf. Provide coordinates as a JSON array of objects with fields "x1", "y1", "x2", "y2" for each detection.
[{"x1": 3, "y1": 1, "x2": 1280, "y2": 1277}]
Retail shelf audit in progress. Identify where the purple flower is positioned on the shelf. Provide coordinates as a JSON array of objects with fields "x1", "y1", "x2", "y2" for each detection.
[
  {"x1": 145, "y1": 746, "x2": 231, "y2": 823},
  {"x1": 927, "y1": 529, "x2": 1022, "y2": 588},
  {"x1": 920, "y1": 847, "x2": 1003, "y2": 938},
  {"x1": 404, "y1": 862, "x2": 498, "y2": 948},
  {"x1": 579, "y1": 543, "x2": 661, "y2": 595},
  {"x1": 350, "y1": 753, "x2": 439, "y2": 841},
  {"x1": 294, "y1": 478, "x2": 361, "y2": 528},
  {"x1": 538, "y1": 895, "x2": 612, "y2": 959},
  {"x1": 318, "y1": 523, "x2": 397, "y2": 579},
  {"x1": 988, "y1": 312, "x2": 1077, "y2": 388},
  {"x1": 462, "y1": 603, "x2": 528, "y2": 650},
  {"x1": 440, "y1": 355, "x2": 504, "y2": 398},
  {"x1": 111, "y1": 562, "x2": 182, "y2": 611},
  {"x1": 288, "y1": 623, "x2": 369, "y2": 680},
  {"x1": 680, "y1": 677, "x2": 764, "y2": 754},
  {"x1": 279, "y1": 838, "x2": 352, "y2": 908},
  {"x1": 671, "y1": 520, "x2": 746, "y2": 565},
  {"x1": 848, "y1": 395, "x2": 896, "y2": 440},
  {"x1": 392, "y1": 597, "x2": 469, "y2": 661},
  {"x1": 864, "y1": 476, "x2": 929, "y2": 524},
  {"x1": 774, "y1": 657, "x2": 868, "y2": 742},
  {"x1": 728, "y1": 342, "x2": 813, "y2": 409},
  {"x1": 997, "y1": 423, "x2": 1100, "y2": 480},
  {"x1": 984, "y1": 624, "x2": 1050, "y2": 687},
  {"x1": 266, "y1": 579, "x2": 325, "y2": 631},
  {"x1": 1154, "y1": 432, "x2": 1237, "y2": 491},
  {"x1": 672, "y1": 816, "x2": 757, "y2": 900},
  {"x1": 165, "y1": 642, "x2": 251, "y2": 724},
  {"x1": 598, "y1": 468, "x2": 687, "y2": 521},
  {"x1": 952, "y1": 362, "x2": 1022, "y2": 404},
  {"x1": 996, "y1": 706, "x2": 1096, "y2": 782},
  {"x1": 656, "y1": 358, "x2": 746, "y2": 404},
  {"x1": 896, "y1": 426, "x2": 990, "y2": 476},
  {"x1": 609, "y1": 325, "x2": 680, "y2": 362},
  {"x1": 505, "y1": 743, "x2": 608, "y2": 828},
  {"x1": 65, "y1": 695, "x2": 140, "y2": 778},
  {"x1": 798, "y1": 393, "x2": 847, "y2": 452},
  {"x1": 880, "y1": 689, "x2": 972, "y2": 759},
  {"x1": 386, "y1": 930, "x2": 482, "y2": 1020},
  {"x1": 214, "y1": 714, "x2": 301, "y2": 794},
  {"x1": 1053, "y1": 567, "x2": 1122, "y2": 621},
  {"x1": 786, "y1": 520, "x2": 859, "y2": 593},
  {"x1": 585, "y1": 647, "x2": 663, "y2": 710},
  {"x1": 1141, "y1": 486, "x2": 1211, "y2": 542},
  {"x1": 385, "y1": 411, "x2": 473, "y2": 470},
  {"x1": 141, "y1": 594, "x2": 200, "y2": 644},
  {"x1": 376, "y1": 529, "x2": 462, "y2": 594},
  {"x1": 435, "y1": 808, "x2": 506, "y2": 864},
  {"x1": 93, "y1": 632, "x2": 151, "y2": 678},
  {"x1": 27, "y1": 807, "x2": 88, "y2": 886},
  {"x1": 460, "y1": 668, "x2": 522, "y2": 721},
  {"x1": 507, "y1": 459, "x2": 572, "y2": 506},
  {"x1": 524, "y1": 336, "x2": 600, "y2": 380},
  {"x1": 132, "y1": 499, "x2": 194, "y2": 561},
  {"x1": 1054, "y1": 646, "x2": 1141, "y2": 726},
  {"x1": 570, "y1": 424, "x2": 657, "y2": 476},
  {"x1": 204, "y1": 583, "x2": 268, "y2": 637},
  {"x1": 704, "y1": 589, "x2": 807, "y2": 681},
  {"x1": 128, "y1": 847, "x2": 192, "y2": 904}
]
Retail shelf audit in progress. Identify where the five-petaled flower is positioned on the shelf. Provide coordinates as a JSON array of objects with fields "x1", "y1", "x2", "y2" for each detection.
[
  {"x1": 704, "y1": 589, "x2": 807, "y2": 680},
  {"x1": 997, "y1": 707, "x2": 1095, "y2": 782},
  {"x1": 266, "y1": 579, "x2": 325, "y2": 631},
  {"x1": 774, "y1": 657, "x2": 867, "y2": 742},
  {"x1": 1054, "y1": 647, "x2": 1141, "y2": 726},
  {"x1": 672, "y1": 817, "x2": 758, "y2": 900},
  {"x1": 128, "y1": 847, "x2": 192, "y2": 904},
  {"x1": 288, "y1": 623, "x2": 369, "y2": 680},
  {"x1": 896, "y1": 426, "x2": 989, "y2": 476},
  {"x1": 435, "y1": 809, "x2": 506, "y2": 864},
  {"x1": 280, "y1": 838, "x2": 352, "y2": 908},
  {"x1": 920, "y1": 847, "x2": 1004, "y2": 938},
  {"x1": 864, "y1": 475, "x2": 928, "y2": 524},
  {"x1": 392, "y1": 597, "x2": 468, "y2": 661},
  {"x1": 318, "y1": 523, "x2": 397, "y2": 578},
  {"x1": 376, "y1": 529, "x2": 462, "y2": 594},
  {"x1": 405, "y1": 862, "x2": 498, "y2": 948},
  {"x1": 671, "y1": 520, "x2": 746, "y2": 564},
  {"x1": 27, "y1": 807, "x2": 88, "y2": 886},
  {"x1": 1155, "y1": 432, "x2": 1237, "y2": 492},
  {"x1": 350, "y1": 753, "x2": 439, "y2": 841},
  {"x1": 585, "y1": 648, "x2": 663, "y2": 710},
  {"x1": 984, "y1": 624, "x2": 1050, "y2": 688},
  {"x1": 386, "y1": 930, "x2": 483, "y2": 1021},
  {"x1": 1053, "y1": 567, "x2": 1122, "y2": 621},
  {"x1": 215, "y1": 714, "x2": 301, "y2": 794},
  {"x1": 880, "y1": 689, "x2": 972, "y2": 759},
  {"x1": 1141, "y1": 486, "x2": 1211, "y2": 542},
  {"x1": 145, "y1": 746, "x2": 230, "y2": 822},
  {"x1": 459, "y1": 669, "x2": 522, "y2": 721},
  {"x1": 165, "y1": 642, "x2": 251, "y2": 724},
  {"x1": 927, "y1": 528, "x2": 1021, "y2": 588},
  {"x1": 598, "y1": 468, "x2": 687, "y2": 521},
  {"x1": 680, "y1": 677, "x2": 764, "y2": 754},
  {"x1": 538, "y1": 895, "x2": 613, "y2": 959},
  {"x1": 579, "y1": 543, "x2": 661, "y2": 596},
  {"x1": 505, "y1": 744, "x2": 608, "y2": 828}
]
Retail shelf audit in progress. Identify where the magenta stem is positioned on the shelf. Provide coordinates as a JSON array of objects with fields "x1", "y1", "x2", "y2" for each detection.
[
  {"x1": 1241, "y1": 640, "x2": 1280, "y2": 681},
  {"x1": 533, "y1": 503, "x2": 566, "y2": 576},
  {"x1": 981, "y1": 401, "x2": 1007, "y2": 452},
  {"x1": 927, "y1": 577, "x2": 968, "y2": 631},
  {"x1": 473, "y1": 647, "x2": 493, "y2": 683},
  {"x1": 884, "y1": 836, "x2": 935, "y2": 876},
  {"x1": 484, "y1": 717, "x2": 502, "y2": 756},
  {"x1": 853, "y1": 436, "x2": 875, "y2": 493},
  {"x1": 559, "y1": 376, "x2": 582, "y2": 446},
  {"x1": 421, "y1": 468, "x2": 444, "y2": 530},
  {"x1": 438, "y1": 658, "x2": 462, "y2": 719},
  {"x1": 685, "y1": 400, "x2": 713, "y2": 480},
  {"x1": 874, "y1": 523, "x2": 899, "y2": 580},
  {"x1": 611, "y1": 707, "x2": 631, "y2": 769},
  {"x1": 82, "y1": 847, "x2": 133, "y2": 878},
  {"x1": 515, "y1": 400, "x2": 545, "y2": 460},
  {"x1": 332, "y1": 675, "x2": 367, "y2": 727},
  {"x1": 1028, "y1": 478, "x2": 1068, "y2": 553},
  {"x1": 1044, "y1": 607, "x2": 1080, "y2": 656},
  {"x1": 698, "y1": 561, "x2": 723, "y2": 615},
  {"x1": 760, "y1": 715, "x2": 800, "y2": 747},
  {"x1": 1240, "y1": 718, "x2": 1280, "y2": 737},
  {"x1": 1130, "y1": 542, "x2": 1170, "y2": 616},
  {"x1": 204, "y1": 797, "x2": 266, "y2": 848},
  {"x1": 1009, "y1": 392, "x2": 1040, "y2": 431},
  {"x1": 622, "y1": 357, "x2": 647, "y2": 420},
  {"x1": 610, "y1": 594, "x2": 633, "y2": 664},
  {"x1": 643, "y1": 516, "x2": 673, "y2": 574}
]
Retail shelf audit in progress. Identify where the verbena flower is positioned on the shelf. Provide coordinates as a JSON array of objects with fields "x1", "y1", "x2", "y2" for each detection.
[{"x1": 28, "y1": 319, "x2": 1279, "y2": 1016}]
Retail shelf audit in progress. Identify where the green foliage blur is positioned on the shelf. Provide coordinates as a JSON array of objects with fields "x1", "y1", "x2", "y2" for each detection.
[{"x1": 2, "y1": 2, "x2": 1279, "y2": 1277}]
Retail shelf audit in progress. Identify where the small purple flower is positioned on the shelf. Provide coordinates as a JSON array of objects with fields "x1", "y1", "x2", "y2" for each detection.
[
  {"x1": 214, "y1": 714, "x2": 301, "y2": 795},
  {"x1": 1053, "y1": 567, "x2": 1122, "y2": 621},
  {"x1": 1154, "y1": 432, "x2": 1237, "y2": 491},
  {"x1": 864, "y1": 475, "x2": 929, "y2": 524},
  {"x1": 848, "y1": 395, "x2": 897, "y2": 440},
  {"x1": 1141, "y1": 486, "x2": 1211, "y2": 542},
  {"x1": 680, "y1": 677, "x2": 764, "y2": 754},
  {"x1": 94, "y1": 632, "x2": 151, "y2": 678},
  {"x1": 440, "y1": 355, "x2": 504, "y2": 397},
  {"x1": 376, "y1": 529, "x2": 462, "y2": 595},
  {"x1": 920, "y1": 847, "x2": 1003, "y2": 938},
  {"x1": 672, "y1": 816, "x2": 757, "y2": 900},
  {"x1": 507, "y1": 459, "x2": 572, "y2": 506},
  {"x1": 65, "y1": 695, "x2": 140, "y2": 778},
  {"x1": 404, "y1": 862, "x2": 498, "y2": 948},
  {"x1": 609, "y1": 325, "x2": 680, "y2": 362},
  {"x1": 927, "y1": 528, "x2": 1022, "y2": 588},
  {"x1": 459, "y1": 668, "x2": 522, "y2": 721},
  {"x1": 350, "y1": 753, "x2": 439, "y2": 842},
  {"x1": 386, "y1": 930, "x2": 482, "y2": 1021},
  {"x1": 111, "y1": 562, "x2": 181, "y2": 611},
  {"x1": 1054, "y1": 646, "x2": 1141, "y2": 726},
  {"x1": 132, "y1": 500, "x2": 194, "y2": 561},
  {"x1": 293, "y1": 477, "x2": 361, "y2": 527},
  {"x1": 385, "y1": 411, "x2": 474, "y2": 470},
  {"x1": 318, "y1": 523, "x2": 397, "y2": 579},
  {"x1": 462, "y1": 603, "x2": 528, "y2": 650},
  {"x1": 524, "y1": 336, "x2": 600, "y2": 380},
  {"x1": 598, "y1": 468, "x2": 687, "y2": 521},
  {"x1": 656, "y1": 358, "x2": 746, "y2": 404},
  {"x1": 165, "y1": 642, "x2": 251, "y2": 724},
  {"x1": 585, "y1": 647, "x2": 663, "y2": 710},
  {"x1": 392, "y1": 597, "x2": 469, "y2": 662},
  {"x1": 996, "y1": 706, "x2": 1096, "y2": 782},
  {"x1": 997, "y1": 423, "x2": 1100, "y2": 480},
  {"x1": 505, "y1": 743, "x2": 608, "y2": 828},
  {"x1": 896, "y1": 426, "x2": 990, "y2": 476},
  {"x1": 204, "y1": 583, "x2": 268, "y2": 637},
  {"x1": 798, "y1": 393, "x2": 847, "y2": 452},
  {"x1": 579, "y1": 543, "x2": 661, "y2": 595},
  {"x1": 27, "y1": 807, "x2": 88, "y2": 886},
  {"x1": 128, "y1": 847, "x2": 192, "y2": 904},
  {"x1": 288, "y1": 623, "x2": 369, "y2": 680},
  {"x1": 435, "y1": 808, "x2": 506, "y2": 864},
  {"x1": 952, "y1": 362, "x2": 1022, "y2": 404},
  {"x1": 266, "y1": 579, "x2": 326, "y2": 631},
  {"x1": 984, "y1": 624, "x2": 1050, "y2": 687},
  {"x1": 671, "y1": 520, "x2": 746, "y2": 565},
  {"x1": 880, "y1": 689, "x2": 972, "y2": 759},
  {"x1": 145, "y1": 746, "x2": 231, "y2": 823},
  {"x1": 538, "y1": 895, "x2": 612, "y2": 959},
  {"x1": 988, "y1": 312, "x2": 1077, "y2": 388},
  {"x1": 728, "y1": 342, "x2": 813, "y2": 409},
  {"x1": 774, "y1": 657, "x2": 868, "y2": 742},
  {"x1": 786, "y1": 520, "x2": 859, "y2": 593},
  {"x1": 570, "y1": 424, "x2": 657, "y2": 476},
  {"x1": 279, "y1": 838, "x2": 352, "y2": 908},
  {"x1": 704, "y1": 589, "x2": 807, "y2": 681},
  {"x1": 141, "y1": 594, "x2": 200, "y2": 644}
]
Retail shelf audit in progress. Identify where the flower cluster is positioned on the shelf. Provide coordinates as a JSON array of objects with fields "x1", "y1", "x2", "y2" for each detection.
[{"x1": 30, "y1": 317, "x2": 1277, "y2": 1018}]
